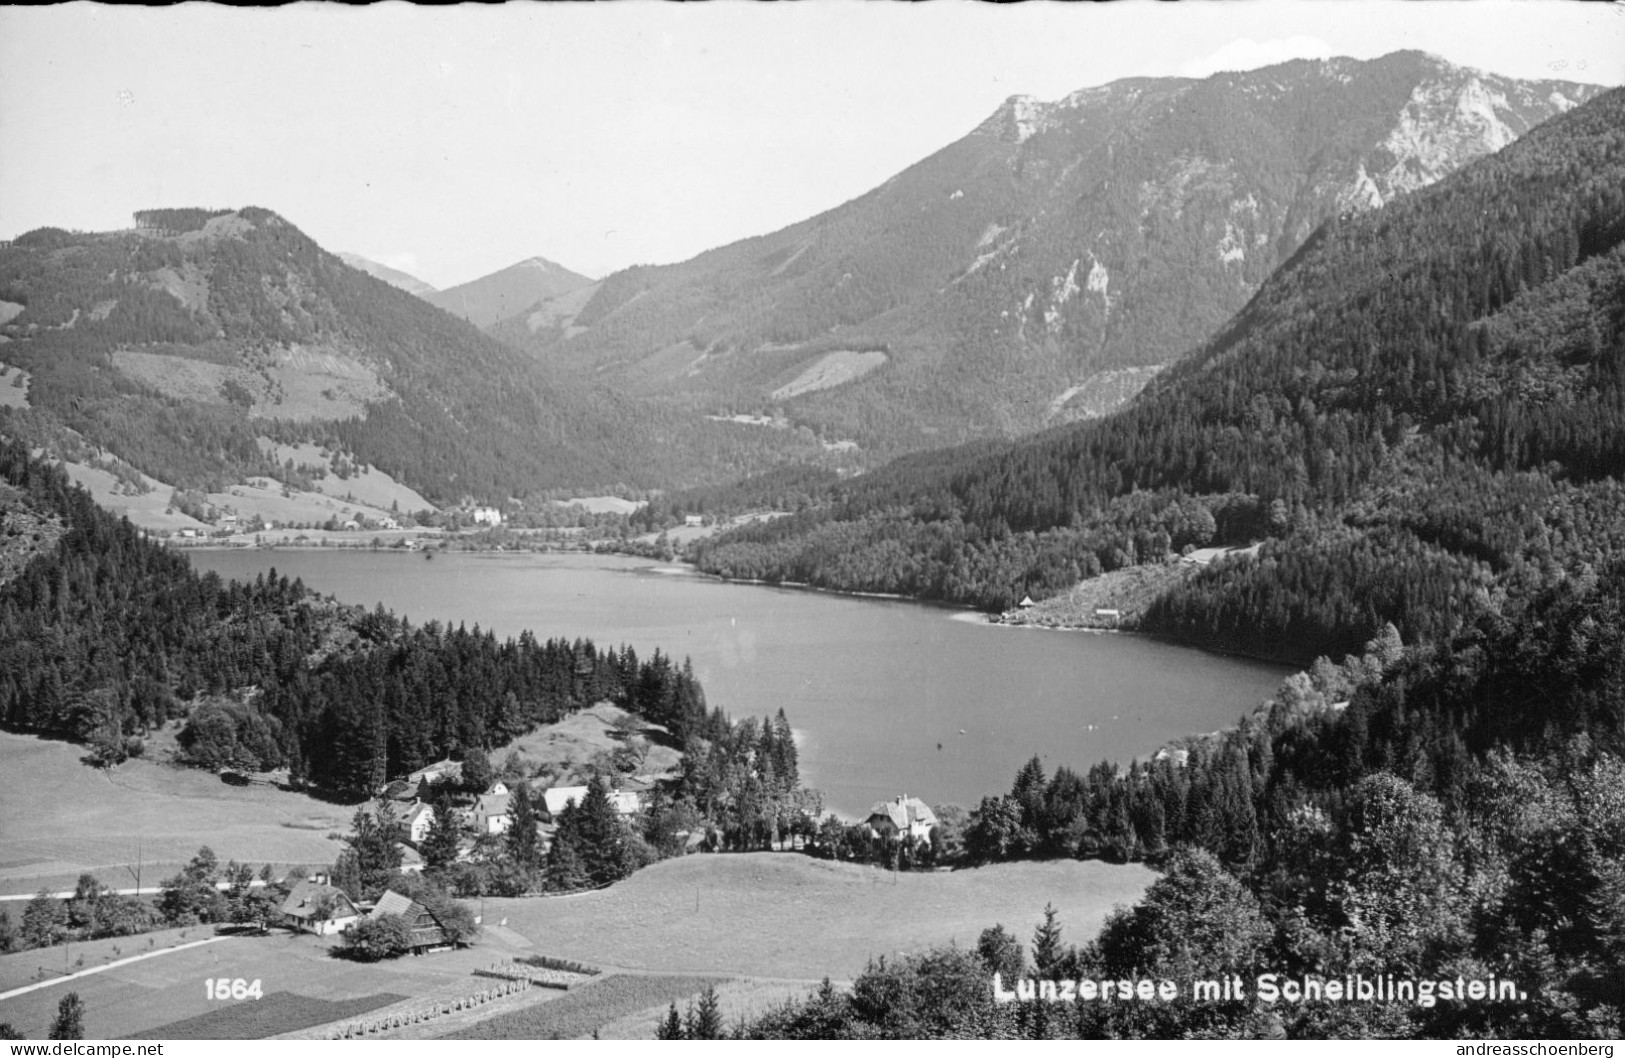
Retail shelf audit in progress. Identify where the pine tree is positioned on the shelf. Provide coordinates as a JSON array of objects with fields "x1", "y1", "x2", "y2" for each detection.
[
  {"x1": 504, "y1": 784, "x2": 542, "y2": 875},
  {"x1": 656, "y1": 1002, "x2": 685, "y2": 1040},
  {"x1": 48, "y1": 994, "x2": 84, "y2": 1040},
  {"x1": 1031, "y1": 903, "x2": 1065, "y2": 978},
  {"x1": 421, "y1": 803, "x2": 462, "y2": 870},
  {"x1": 687, "y1": 984, "x2": 724, "y2": 1040}
]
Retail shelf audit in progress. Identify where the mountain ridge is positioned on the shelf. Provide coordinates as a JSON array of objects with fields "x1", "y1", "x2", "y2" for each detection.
[
  {"x1": 509, "y1": 50, "x2": 1606, "y2": 463},
  {"x1": 426, "y1": 254, "x2": 595, "y2": 330}
]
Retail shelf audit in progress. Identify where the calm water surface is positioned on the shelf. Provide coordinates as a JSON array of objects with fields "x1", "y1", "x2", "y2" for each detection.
[{"x1": 187, "y1": 550, "x2": 1289, "y2": 816}]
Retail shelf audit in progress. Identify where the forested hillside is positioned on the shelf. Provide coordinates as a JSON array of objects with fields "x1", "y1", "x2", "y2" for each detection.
[
  {"x1": 0, "y1": 209, "x2": 822, "y2": 504},
  {"x1": 516, "y1": 52, "x2": 1601, "y2": 462},
  {"x1": 695, "y1": 87, "x2": 1625, "y2": 665},
  {"x1": 0, "y1": 439, "x2": 710, "y2": 796}
]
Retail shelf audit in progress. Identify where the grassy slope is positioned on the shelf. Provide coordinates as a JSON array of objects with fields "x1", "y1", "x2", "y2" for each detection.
[
  {"x1": 0, "y1": 730, "x2": 354, "y2": 897},
  {"x1": 492, "y1": 852, "x2": 1155, "y2": 980}
]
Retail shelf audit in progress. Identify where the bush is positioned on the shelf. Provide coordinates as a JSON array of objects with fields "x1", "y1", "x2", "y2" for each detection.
[{"x1": 340, "y1": 914, "x2": 413, "y2": 961}]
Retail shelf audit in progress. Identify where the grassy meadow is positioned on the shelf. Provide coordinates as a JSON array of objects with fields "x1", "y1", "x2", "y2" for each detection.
[{"x1": 492, "y1": 852, "x2": 1156, "y2": 980}]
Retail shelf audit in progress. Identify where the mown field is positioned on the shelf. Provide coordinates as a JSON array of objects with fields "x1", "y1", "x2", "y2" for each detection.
[
  {"x1": 127, "y1": 990, "x2": 405, "y2": 1040},
  {"x1": 0, "y1": 928, "x2": 520, "y2": 1040},
  {"x1": 492, "y1": 853, "x2": 1156, "y2": 980},
  {"x1": 0, "y1": 730, "x2": 354, "y2": 898}
]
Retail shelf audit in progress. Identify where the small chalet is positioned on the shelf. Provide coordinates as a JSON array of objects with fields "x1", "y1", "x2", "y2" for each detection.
[
  {"x1": 683, "y1": 515, "x2": 704, "y2": 527},
  {"x1": 608, "y1": 790, "x2": 641, "y2": 816},
  {"x1": 866, "y1": 795, "x2": 938, "y2": 844},
  {"x1": 370, "y1": 890, "x2": 450, "y2": 952},
  {"x1": 280, "y1": 880, "x2": 360, "y2": 936},
  {"x1": 471, "y1": 792, "x2": 512, "y2": 835},
  {"x1": 403, "y1": 802, "x2": 437, "y2": 845},
  {"x1": 542, "y1": 785, "x2": 589, "y2": 819}
]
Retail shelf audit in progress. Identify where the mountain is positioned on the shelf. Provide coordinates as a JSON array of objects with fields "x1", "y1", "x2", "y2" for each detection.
[
  {"x1": 0, "y1": 208, "x2": 825, "y2": 505},
  {"x1": 335, "y1": 251, "x2": 438, "y2": 297},
  {"x1": 690, "y1": 86, "x2": 1625, "y2": 663},
  {"x1": 426, "y1": 256, "x2": 595, "y2": 330},
  {"x1": 513, "y1": 51, "x2": 1604, "y2": 461}
]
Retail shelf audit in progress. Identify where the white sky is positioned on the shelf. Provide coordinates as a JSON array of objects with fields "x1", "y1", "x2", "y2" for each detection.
[{"x1": 2, "y1": 1, "x2": 1621, "y2": 287}]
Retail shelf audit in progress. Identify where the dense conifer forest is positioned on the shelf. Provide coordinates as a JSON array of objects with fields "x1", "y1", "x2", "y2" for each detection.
[{"x1": 0, "y1": 438, "x2": 709, "y2": 796}]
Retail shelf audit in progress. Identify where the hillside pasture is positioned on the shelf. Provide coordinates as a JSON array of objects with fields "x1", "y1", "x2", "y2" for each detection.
[
  {"x1": 486, "y1": 701, "x2": 681, "y2": 785},
  {"x1": 492, "y1": 853, "x2": 1156, "y2": 980},
  {"x1": 0, "y1": 730, "x2": 353, "y2": 898},
  {"x1": 0, "y1": 362, "x2": 30, "y2": 408}
]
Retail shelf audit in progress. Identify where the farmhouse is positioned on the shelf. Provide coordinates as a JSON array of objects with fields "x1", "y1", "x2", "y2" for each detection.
[
  {"x1": 866, "y1": 795, "x2": 938, "y2": 843},
  {"x1": 608, "y1": 790, "x2": 642, "y2": 816},
  {"x1": 471, "y1": 506, "x2": 502, "y2": 526},
  {"x1": 280, "y1": 880, "x2": 360, "y2": 936},
  {"x1": 370, "y1": 890, "x2": 450, "y2": 952},
  {"x1": 683, "y1": 514, "x2": 704, "y2": 527}
]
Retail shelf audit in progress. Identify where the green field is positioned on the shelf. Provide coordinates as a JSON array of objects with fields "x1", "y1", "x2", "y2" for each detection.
[
  {"x1": 0, "y1": 928, "x2": 516, "y2": 1040},
  {"x1": 128, "y1": 990, "x2": 406, "y2": 1039},
  {"x1": 0, "y1": 730, "x2": 354, "y2": 897},
  {"x1": 492, "y1": 853, "x2": 1156, "y2": 980}
]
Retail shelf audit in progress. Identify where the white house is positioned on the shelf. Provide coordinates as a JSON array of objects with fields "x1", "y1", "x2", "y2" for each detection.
[
  {"x1": 683, "y1": 515, "x2": 704, "y2": 527},
  {"x1": 472, "y1": 506, "x2": 502, "y2": 526},
  {"x1": 866, "y1": 795, "x2": 937, "y2": 844},
  {"x1": 403, "y1": 802, "x2": 437, "y2": 845},
  {"x1": 608, "y1": 790, "x2": 641, "y2": 816},
  {"x1": 471, "y1": 792, "x2": 512, "y2": 835},
  {"x1": 280, "y1": 880, "x2": 360, "y2": 936},
  {"x1": 542, "y1": 785, "x2": 589, "y2": 818}
]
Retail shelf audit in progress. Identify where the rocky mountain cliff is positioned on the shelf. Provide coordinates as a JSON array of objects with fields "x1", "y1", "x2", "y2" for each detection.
[{"x1": 511, "y1": 51, "x2": 1605, "y2": 459}]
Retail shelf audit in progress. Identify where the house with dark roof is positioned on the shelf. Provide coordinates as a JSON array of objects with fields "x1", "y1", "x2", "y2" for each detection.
[
  {"x1": 369, "y1": 890, "x2": 450, "y2": 952},
  {"x1": 280, "y1": 880, "x2": 360, "y2": 936},
  {"x1": 866, "y1": 795, "x2": 938, "y2": 844}
]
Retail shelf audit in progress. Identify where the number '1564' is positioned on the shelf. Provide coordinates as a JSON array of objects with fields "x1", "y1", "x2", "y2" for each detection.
[{"x1": 205, "y1": 977, "x2": 263, "y2": 1000}]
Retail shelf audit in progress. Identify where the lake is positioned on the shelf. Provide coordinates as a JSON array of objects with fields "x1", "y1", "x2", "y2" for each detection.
[{"x1": 187, "y1": 549, "x2": 1290, "y2": 816}]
